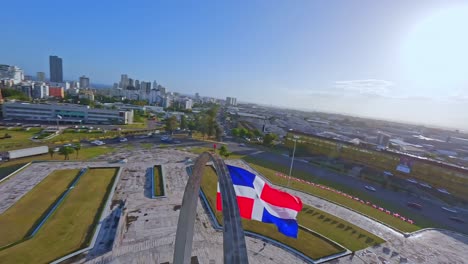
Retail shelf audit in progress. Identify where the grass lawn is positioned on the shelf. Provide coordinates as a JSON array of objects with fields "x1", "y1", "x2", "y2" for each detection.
[
  {"x1": 0, "y1": 146, "x2": 115, "y2": 167},
  {"x1": 141, "y1": 143, "x2": 153, "y2": 149},
  {"x1": 201, "y1": 166, "x2": 345, "y2": 260},
  {"x1": 0, "y1": 129, "x2": 43, "y2": 151},
  {"x1": 119, "y1": 119, "x2": 148, "y2": 129},
  {"x1": 0, "y1": 163, "x2": 27, "y2": 181},
  {"x1": 48, "y1": 131, "x2": 120, "y2": 144},
  {"x1": 184, "y1": 146, "x2": 245, "y2": 159},
  {"x1": 244, "y1": 160, "x2": 421, "y2": 233},
  {"x1": 187, "y1": 146, "x2": 214, "y2": 154},
  {"x1": 0, "y1": 168, "x2": 118, "y2": 264},
  {"x1": 0, "y1": 169, "x2": 80, "y2": 248},
  {"x1": 153, "y1": 165, "x2": 164, "y2": 196},
  {"x1": 299, "y1": 205, "x2": 385, "y2": 251}
]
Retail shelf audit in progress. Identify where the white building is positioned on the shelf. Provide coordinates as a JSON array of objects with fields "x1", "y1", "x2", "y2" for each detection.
[
  {"x1": 177, "y1": 98, "x2": 192, "y2": 110},
  {"x1": 33, "y1": 82, "x2": 49, "y2": 99},
  {"x1": 2, "y1": 102, "x2": 133, "y2": 124},
  {"x1": 162, "y1": 96, "x2": 173, "y2": 108},
  {"x1": 148, "y1": 89, "x2": 161, "y2": 105},
  {"x1": 145, "y1": 105, "x2": 165, "y2": 113},
  {"x1": 377, "y1": 132, "x2": 391, "y2": 148},
  {"x1": 0, "y1": 64, "x2": 24, "y2": 84},
  {"x1": 226, "y1": 96, "x2": 237, "y2": 106}
]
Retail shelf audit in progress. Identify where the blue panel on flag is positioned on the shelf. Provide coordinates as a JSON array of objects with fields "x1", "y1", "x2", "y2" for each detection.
[
  {"x1": 261, "y1": 208, "x2": 299, "y2": 238},
  {"x1": 227, "y1": 165, "x2": 255, "y2": 188}
]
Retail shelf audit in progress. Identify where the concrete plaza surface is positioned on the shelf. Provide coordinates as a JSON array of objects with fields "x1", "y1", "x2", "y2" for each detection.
[
  {"x1": 1, "y1": 143, "x2": 468, "y2": 263},
  {"x1": 86, "y1": 145, "x2": 307, "y2": 264}
]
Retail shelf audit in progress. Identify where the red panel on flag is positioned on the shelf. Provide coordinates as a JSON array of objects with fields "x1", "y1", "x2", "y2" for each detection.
[
  {"x1": 260, "y1": 183, "x2": 302, "y2": 211},
  {"x1": 216, "y1": 192, "x2": 222, "y2": 211},
  {"x1": 236, "y1": 196, "x2": 254, "y2": 219},
  {"x1": 217, "y1": 193, "x2": 254, "y2": 219}
]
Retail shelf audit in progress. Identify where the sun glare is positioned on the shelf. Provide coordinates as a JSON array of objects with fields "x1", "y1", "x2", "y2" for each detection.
[{"x1": 401, "y1": 6, "x2": 468, "y2": 91}]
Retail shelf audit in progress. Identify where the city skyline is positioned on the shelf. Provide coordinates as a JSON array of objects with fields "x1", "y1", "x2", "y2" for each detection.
[{"x1": 1, "y1": 1, "x2": 468, "y2": 130}]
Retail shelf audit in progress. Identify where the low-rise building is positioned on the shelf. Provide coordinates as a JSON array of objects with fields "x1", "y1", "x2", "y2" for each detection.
[
  {"x1": 78, "y1": 89, "x2": 95, "y2": 101},
  {"x1": 0, "y1": 64, "x2": 24, "y2": 84},
  {"x1": 49, "y1": 87, "x2": 65, "y2": 98},
  {"x1": 2, "y1": 102, "x2": 133, "y2": 124},
  {"x1": 33, "y1": 82, "x2": 49, "y2": 99},
  {"x1": 377, "y1": 132, "x2": 391, "y2": 148}
]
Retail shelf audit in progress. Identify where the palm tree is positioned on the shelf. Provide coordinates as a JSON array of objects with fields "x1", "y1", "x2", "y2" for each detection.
[
  {"x1": 48, "y1": 147, "x2": 54, "y2": 158},
  {"x1": 59, "y1": 146, "x2": 74, "y2": 160},
  {"x1": 74, "y1": 143, "x2": 81, "y2": 158}
]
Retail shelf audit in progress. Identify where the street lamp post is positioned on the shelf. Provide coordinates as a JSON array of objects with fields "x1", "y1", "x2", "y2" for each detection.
[{"x1": 288, "y1": 135, "x2": 299, "y2": 187}]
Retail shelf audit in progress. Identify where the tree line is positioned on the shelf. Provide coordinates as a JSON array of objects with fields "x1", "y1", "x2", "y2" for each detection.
[{"x1": 165, "y1": 106, "x2": 223, "y2": 140}]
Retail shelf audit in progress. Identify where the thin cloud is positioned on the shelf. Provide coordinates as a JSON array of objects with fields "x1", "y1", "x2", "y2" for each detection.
[{"x1": 334, "y1": 79, "x2": 395, "y2": 95}]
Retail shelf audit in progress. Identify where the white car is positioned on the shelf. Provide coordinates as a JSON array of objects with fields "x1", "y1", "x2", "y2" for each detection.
[
  {"x1": 119, "y1": 138, "x2": 128, "y2": 142},
  {"x1": 406, "y1": 178, "x2": 418, "y2": 184},
  {"x1": 419, "y1": 182, "x2": 432, "y2": 189},
  {"x1": 91, "y1": 140, "x2": 105, "y2": 146},
  {"x1": 365, "y1": 186, "x2": 377, "y2": 192},
  {"x1": 441, "y1": 207, "x2": 458, "y2": 213},
  {"x1": 437, "y1": 188, "x2": 451, "y2": 195}
]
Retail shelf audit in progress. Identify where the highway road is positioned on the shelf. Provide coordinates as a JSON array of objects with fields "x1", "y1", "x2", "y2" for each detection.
[{"x1": 246, "y1": 150, "x2": 468, "y2": 234}]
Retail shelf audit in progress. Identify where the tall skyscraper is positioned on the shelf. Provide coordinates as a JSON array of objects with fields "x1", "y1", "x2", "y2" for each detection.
[
  {"x1": 120, "y1": 74, "x2": 128, "y2": 88},
  {"x1": 49, "y1": 55, "x2": 63, "y2": 83},
  {"x1": 135, "y1": 80, "x2": 140, "y2": 89},
  {"x1": 37, "y1": 72, "x2": 46, "y2": 82},
  {"x1": 158, "y1": 86, "x2": 166, "y2": 95},
  {"x1": 79, "y1": 75, "x2": 90, "y2": 89},
  {"x1": 226, "y1": 97, "x2": 237, "y2": 106}
]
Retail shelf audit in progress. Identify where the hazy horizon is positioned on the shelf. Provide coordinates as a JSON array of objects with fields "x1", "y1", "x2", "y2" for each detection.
[{"x1": 1, "y1": 0, "x2": 468, "y2": 131}]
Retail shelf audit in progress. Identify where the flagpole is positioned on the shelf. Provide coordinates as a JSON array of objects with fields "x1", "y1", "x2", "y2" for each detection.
[{"x1": 288, "y1": 135, "x2": 299, "y2": 188}]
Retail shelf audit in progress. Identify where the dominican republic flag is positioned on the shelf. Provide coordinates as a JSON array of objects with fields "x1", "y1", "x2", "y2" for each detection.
[{"x1": 216, "y1": 165, "x2": 303, "y2": 238}]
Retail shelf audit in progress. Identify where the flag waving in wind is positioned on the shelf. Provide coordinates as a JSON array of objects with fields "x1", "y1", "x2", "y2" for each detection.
[{"x1": 217, "y1": 165, "x2": 303, "y2": 238}]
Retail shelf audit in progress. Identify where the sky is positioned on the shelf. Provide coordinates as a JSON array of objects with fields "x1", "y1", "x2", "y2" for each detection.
[{"x1": 1, "y1": 0, "x2": 468, "y2": 130}]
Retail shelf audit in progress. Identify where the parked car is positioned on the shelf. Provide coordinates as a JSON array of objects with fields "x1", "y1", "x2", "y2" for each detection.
[
  {"x1": 119, "y1": 138, "x2": 128, "y2": 142},
  {"x1": 407, "y1": 202, "x2": 422, "y2": 209},
  {"x1": 364, "y1": 185, "x2": 377, "y2": 192}
]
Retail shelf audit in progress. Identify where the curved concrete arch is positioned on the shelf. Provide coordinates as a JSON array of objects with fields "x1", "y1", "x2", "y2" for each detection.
[{"x1": 173, "y1": 152, "x2": 249, "y2": 264}]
